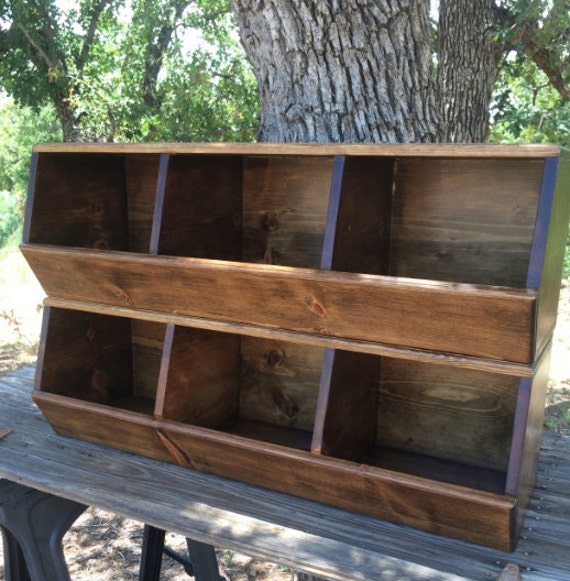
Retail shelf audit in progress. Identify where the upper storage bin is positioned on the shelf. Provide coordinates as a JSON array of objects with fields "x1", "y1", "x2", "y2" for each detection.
[
  {"x1": 157, "y1": 154, "x2": 335, "y2": 268},
  {"x1": 23, "y1": 152, "x2": 161, "y2": 253},
  {"x1": 21, "y1": 143, "x2": 569, "y2": 366},
  {"x1": 23, "y1": 145, "x2": 555, "y2": 286}
]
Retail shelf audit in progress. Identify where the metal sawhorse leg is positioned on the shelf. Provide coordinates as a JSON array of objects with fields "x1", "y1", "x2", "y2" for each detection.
[
  {"x1": 1, "y1": 479, "x2": 221, "y2": 580},
  {"x1": 139, "y1": 524, "x2": 222, "y2": 581},
  {"x1": 0, "y1": 479, "x2": 87, "y2": 581}
]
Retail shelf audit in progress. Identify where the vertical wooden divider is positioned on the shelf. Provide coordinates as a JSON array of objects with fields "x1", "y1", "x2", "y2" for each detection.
[
  {"x1": 152, "y1": 154, "x2": 245, "y2": 426},
  {"x1": 153, "y1": 324, "x2": 175, "y2": 419},
  {"x1": 312, "y1": 156, "x2": 395, "y2": 458},
  {"x1": 149, "y1": 154, "x2": 170, "y2": 255},
  {"x1": 151, "y1": 155, "x2": 173, "y2": 420}
]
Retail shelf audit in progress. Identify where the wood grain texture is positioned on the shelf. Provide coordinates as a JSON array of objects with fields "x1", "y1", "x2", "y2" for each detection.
[
  {"x1": 240, "y1": 337, "x2": 323, "y2": 432},
  {"x1": 361, "y1": 447, "x2": 506, "y2": 494},
  {"x1": 8, "y1": 367, "x2": 570, "y2": 578},
  {"x1": 507, "y1": 348, "x2": 551, "y2": 540},
  {"x1": 322, "y1": 155, "x2": 394, "y2": 274},
  {"x1": 157, "y1": 154, "x2": 243, "y2": 260},
  {"x1": 32, "y1": 391, "x2": 173, "y2": 463},
  {"x1": 376, "y1": 359, "x2": 519, "y2": 472},
  {"x1": 390, "y1": 158, "x2": 543, "y2": 286},
  {"x1": 157, "y1": 325, "x2": 241, "y2": 427},
  {"x1": 242, "y1": 156, "x2": 332, "y2": 268},
  {"x1": 130, "y1": 319, "x2": 166, "y2": 401},
  {"x1": 155, "y1": 422, "x2": 517, "y2": 551},
  {"x1": 31, "y1": 141, "x2": 561, "y2": 158},
  {"x1": 36, "y1": 306, "x2": 133, "y2": 405},
  {"x1": 313, "y1": 349, "x2": 380, "y2": 460},
  {"x1": 24, "y1": 153, "x2": 129, "y2": 250},
  {"x1": 33, "y1": 378, "x2": 517, "y2": 550},
  {"x1": 44, "y1": 297, "x2": 535, "y2": 377},
  {"x1": 124, "y1": 154, "x2": 161, "y2": 253},
  {"x1": 22, "y1": 245, "x2": 537, "y2": 363},
  {"x1": 19, "y1": 144, "x2": 570, "y2": 559}
]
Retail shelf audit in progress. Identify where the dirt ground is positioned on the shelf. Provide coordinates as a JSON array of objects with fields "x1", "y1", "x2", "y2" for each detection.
[{"x1": 0, "y1": 281, "x2": 569, "y2": 580}]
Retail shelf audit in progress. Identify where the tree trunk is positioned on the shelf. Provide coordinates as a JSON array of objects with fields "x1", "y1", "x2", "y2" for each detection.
[
  {"x1": 54, "y1": 92, "x2": 80, "y2": 142},
  {"x1": 437, "y1": 0, "x2": 497, "y2": 142},
  {"x1": 231, "y1": 0, "x2": 443, "y2": 143}
]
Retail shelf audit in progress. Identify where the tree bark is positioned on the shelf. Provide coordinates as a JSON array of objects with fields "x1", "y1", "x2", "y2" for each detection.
[
  {"x1": 437, "y1": 0, "x2": 497, "y2": 142},
  {"x1": 231, "y1": 0, "x2": 443, "y2": 143}
]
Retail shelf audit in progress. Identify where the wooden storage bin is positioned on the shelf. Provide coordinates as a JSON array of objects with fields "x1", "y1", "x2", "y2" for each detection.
[
  {"x1": 22, "y1": 146, "x2": 556, "y2": 364},
  {"x1": 23, "y1": 143, "x2": 570, "y2": 551}
]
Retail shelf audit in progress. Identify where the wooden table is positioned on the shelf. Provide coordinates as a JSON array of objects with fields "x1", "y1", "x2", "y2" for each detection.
[{"x1": 1, "y1": 366, "x2": 569, "y2": 581}]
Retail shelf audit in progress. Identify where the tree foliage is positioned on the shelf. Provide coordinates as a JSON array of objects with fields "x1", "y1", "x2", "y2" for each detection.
[
  {"x1": 0, "y1": 0, "x2": 258, "y2": 141},
  {"x1": 0, "y1": 96, "x2": 61, "y2": 246},
  {"x1": 1, "y1": 0, "x2": 567, "y2": 145},
  {"x1": 490, "y1": 0, "x2": 570, "y2": 147}
]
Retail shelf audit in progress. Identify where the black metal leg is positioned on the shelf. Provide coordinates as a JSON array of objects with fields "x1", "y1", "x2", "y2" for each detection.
[
  {"x1": 186, "y1": 538, "x2": 222, "y2": 581},
  {"x1": 140, "y1": 524, "x2": 222, "y2": 581},
  {"x1": 0, "y1": 479, "x2": 87, "y2": 581},
  {"x1": 1, "y1": 525, "x2": 31, "y2": 581},
  {"x1": 139, "y1": 525, "x2": 166, "y2": 581}
]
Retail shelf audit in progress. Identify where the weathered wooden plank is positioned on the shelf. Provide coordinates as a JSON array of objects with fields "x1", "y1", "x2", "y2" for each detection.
[
  {"x1": 22, "y1": 245, "x2": 537, "y2": 364},
  {"x1": 31, "y1": 141, "x2": 561, "y2": 158},
  {"x1": 1, "y1": 368, "x2": 570, "y2": 580}
]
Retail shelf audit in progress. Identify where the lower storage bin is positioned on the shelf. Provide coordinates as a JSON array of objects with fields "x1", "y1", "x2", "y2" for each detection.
[
  {"x1": 157, "y1": 325, "x2": 324, "y2": 451},
  {"x1": 35, "y1": 307, "x2": 166, "y2": 415},
  {"x1": 33, "y1": 306, "x2": 546, "y2": 551}
]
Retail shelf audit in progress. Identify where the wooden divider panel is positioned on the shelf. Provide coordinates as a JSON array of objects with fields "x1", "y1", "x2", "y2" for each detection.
[
  {"x1": 314, "y1": 155, "x2": 393, "y2": 459},
  {"x1": 157, "y1": 155, "x2": 243, "y2": 260},
  {"x1": 131, "y1": 319, "x2": 167, "y2": 402},
  {"x1": 124, "y1": 154, "x2": 161, "y2": 253},
  {"x1": 157, "y1": 325, "x2": 241, "y2": 427}
]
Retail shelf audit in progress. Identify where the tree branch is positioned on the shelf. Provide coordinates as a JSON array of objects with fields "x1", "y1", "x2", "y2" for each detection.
[
  {"x1": 523, "y1": 40, "x2": 570, "y2": 100},
  {"x1": 142, "y1": 0, "x2": 194, "y2": 108},
  {"x1": 78, "y1": 0, "x2": 113, "y2": 73},
  {"x1": 494, "y1": 5, "x2": 570, "y2": 101},
  {"x1": 16, "y1": 22, "x2": 57, "y2": 70}
]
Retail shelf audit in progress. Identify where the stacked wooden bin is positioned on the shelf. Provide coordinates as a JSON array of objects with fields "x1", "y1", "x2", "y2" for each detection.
[{"x1": 21, "y1": 143, "x2": 569, "y2": 551}]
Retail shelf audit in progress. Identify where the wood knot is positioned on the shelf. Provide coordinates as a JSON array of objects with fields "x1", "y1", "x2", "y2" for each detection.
[
  {"x1": 312, "y1": 301, "x2": 326, "y2": 316},
  {"x1": 267, "y1": 349, "x2": 286, "y2": 367},
  {"x1": 272, "y1": 388, "x2": 299, "y2": 419},
  {"x1": 85, "y1": 324, "x2": 96, "y2": 342},
  {"x1": 114, "y1": 287, "x2": 131, "y2": 305},
  {"x1": 262, "y1": 212, "x2": 280, "y2": 232}
]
